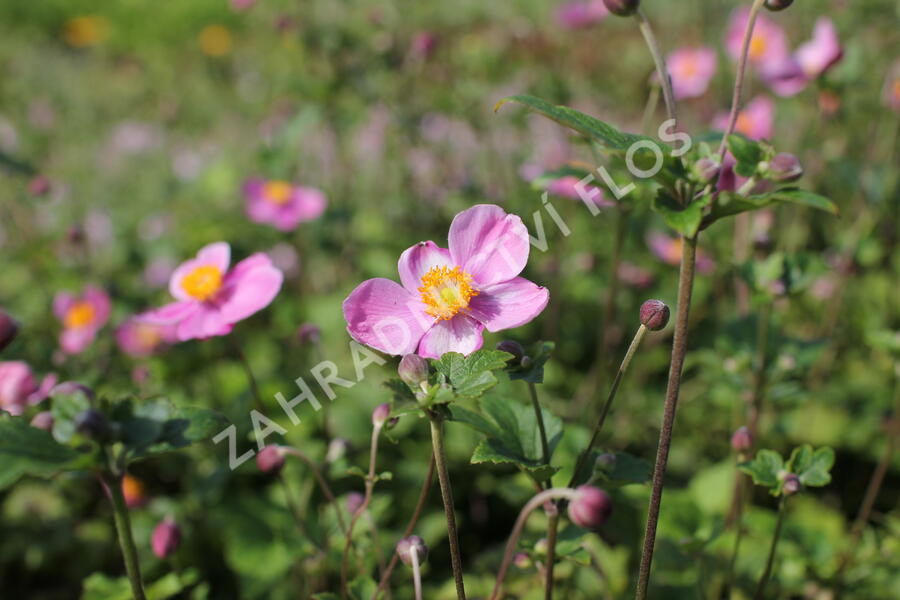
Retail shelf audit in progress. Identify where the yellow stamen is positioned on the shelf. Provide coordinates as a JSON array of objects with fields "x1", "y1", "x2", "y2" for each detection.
[
  {"x1": 736, "y1": 113, "x2": 753, "y2": 137},
  {"x1": 749, "y1": 35, "x2": 767, "y2": 61},
  {"x1": 263, "y1": 181, "x2": 293, "y2": 205},
  {"x1": 418, "y1": 266, "x2": 479, "y2": 321},
  {"x1": 65, "y1": 301, "x2": 96, "y2": 329},
  {"x1": 181, "y1": 265, "x2": 223, "y2": 301}
]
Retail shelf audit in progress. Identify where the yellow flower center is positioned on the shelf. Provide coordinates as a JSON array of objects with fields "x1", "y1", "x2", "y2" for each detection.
[
  {"x1": 678, "y1": 58, "x2": 698, "y2": 78},
  {"x1": 65, "y1": 301, "x2": 96, "y2": 328},
  {"x1": 749, "y1": 35, "x2": 767, "y2": 61},
  {"x1": 893, "y1": 79, "x2": 900, "y2": 100},
  {"x1": 264, "y1": 181, "x2": 293, "y2": 205},
  {"x1": 181, "y1": 265, "x2": 223, "y2": 301},
  {"x1": 735, "y1": 113, "x2": 753, "y2": 137},
  {"x1": 199, "y1": 25, "x2": 233, "y2": 57},
  {"x1": 418, "y1": 266, "x2": 479, "y2": 321},
  {"x1": 135, "y1": 323, "x2": 162, "y2": 347}
]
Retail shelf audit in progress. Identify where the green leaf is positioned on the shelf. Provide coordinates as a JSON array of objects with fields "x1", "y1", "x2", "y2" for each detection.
[
  {"x1": 727, "y1": 134, "x2": 763, "y2": 167},
  {"x1": 759, "y1": 188, "x2": 838, "y2": 215},
  {"x1": 115, "y1": 398, "x2": 228, "y2": 458},
  {"x1": 739, "y1": 449, "x2": 783, "y2": 489},
  {"x1": 652, "y1": 189, "x2": 709, "y2": 238},
  {"x1": 796, "y1": 446, "x2": 834, "y2": 487},
  {"x1": 349, "y1": 577, "x2": 377, "y2": 600},
  {"x1": 0, "y1": 417, "x2": 84, "y2": 490},
  {"x1": 508, "y1": 341, "x2": 555, "y2": 384},
  {"x1": 50, "y1": 386, "x2": 92, "y2": 444},
  {"x1": 432, "y1": 349, "x2": 512, "y2": 401},
  {"x1": 704, "y1": 187, "x2": 838, "y2": 229}
]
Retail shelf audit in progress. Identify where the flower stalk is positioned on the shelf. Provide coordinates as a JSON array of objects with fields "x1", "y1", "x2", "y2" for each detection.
[
  {"x1": 105, "y1": 472, "x2": 147, "y2": 600},
  {"x1": 428, "y1": 412, "x2": 467, "y2": 600},
  {"x1": 634, "y1": 9, "x2": 677, "y2": 126},
  {"x1": 753, "y1": 497, "x2": 787, "y2": 600}
]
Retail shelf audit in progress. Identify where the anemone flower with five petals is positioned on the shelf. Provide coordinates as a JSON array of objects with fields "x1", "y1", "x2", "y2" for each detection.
[{"x1": 343, "y1": 204, "x2": 549, "y2": 359}]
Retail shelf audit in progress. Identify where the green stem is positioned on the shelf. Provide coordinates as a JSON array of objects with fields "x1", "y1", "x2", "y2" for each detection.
[
  {"x1": 527, "y1": 382, "x2": 552, "y2": 472},
  {"x1": 634, "y1": 9, "x2": 677, "y2": 127},
  {"x1": 341, "y1": 422, "x2": 383, "y2": 599},
  {"x1": 107, "y1": 474, "x2": 147, "y2": 600},
  {"x1": 724, "y1": 474, "x2": 747, "y2": 597},
  {"x1": 753, "y1": 497, "x2": 787, "y2": 600},
  {"x1": 635, "y1": 236, "x2": 698, "y2": 600},
  {"x1": 429, "y1": 414, "x2": 467, "y2": 600},
  {"x1": 544, "y1": 509, "x2": 560, "y2": 600}
]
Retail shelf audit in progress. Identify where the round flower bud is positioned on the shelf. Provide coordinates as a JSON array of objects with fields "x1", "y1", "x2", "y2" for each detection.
[
  {"x1": 639, "y1": 299, "x2": 670, "y2": 331},
  {"x1": 74, "y1": 409, "x2": 109, "y2": 440},
  {"x1": 296, "y1": 322, "x2": 321, "y2": 345},
  {"x1": 31, "y1": 411, "x2": 54, "y2": 431},
  {"x1": 256, "y1": 445, "x2": 286, "y2": 474},
  {"x1": 513, "y1": 552, "x2": 532, "y2": 569},
  {"x1": 533, "y1": 538, "x2": 548, "y2": 556},
  {"x1": 568, "y1": 485, "x2": 613, "y2": 530},
  {"x1": 372, "y1": 403, "x2": 391, "y2": 428},
  {"x1": 603, "y1": 0, "x2": 640, "y2": 16},
  {"x1": 398, "y1": 354, "x2": 429, "y2": 389},
  {"x1": 496, "y1": 340, "x2": 525, "y2": 363},
  {"x1": 764, "y1": 0, "x2": 793, "y2": 11},
  {"x1": 782, "y1": 473, "x2": 801, "y2": 495},
  {"x1": 397, "y1": 535, "x2": 428, "y2": 566},
  {"x1": 693, "y1": 157, "x2": 720, "y2": 183},
  {"x1": 730, "y1": 426, "x2": 753, "y2": 453},
  {"x1": 766, "y1": 153, "x2": 803, "y2": 182},
  {"x1": 347, "y1": 491, "x2": 365, "y2": 516},
  {"x1": 151, "y1": 517, "x2": 181, "y2": 558},
  {"x1": 0, "y1": 310, "x2": 20, "y2": 352}
]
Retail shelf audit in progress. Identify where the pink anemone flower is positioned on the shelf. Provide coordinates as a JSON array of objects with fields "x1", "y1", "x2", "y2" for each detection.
[
  {"x1": 343, "y1": 204, "x2": 549, "y2": 359},
  {"x1": 725, "y1": 8, "x2": 790, "y2": 68},
  {"x1": 761, "y1": 17, "x2": 843, "y2": 97},
  {"x1": 545, "y1": 176, "x2": 614, "y2": 207},
  {"x1": 647, "y1": 232, "x2": 715, "y2": 275},
  {"x1": 115, "y1": 316, "x2": 178, "y2": 358},
  {"x1": 142, "y1": 242, "x2": 283, "y2": 341},
  {"x1": 667, "y1": 46, "x2": 718, "y2": 100},
  {"x1": 0, "y1": 361, "x2": 56, "y2": 416},
  {"x1": 714, "y1": 95, "x2": 775, "y2": 141},
  {"x1": 54, "y1": 286, "x2": 111, "y2": 355},
  {"x1": 555, "y1": 1, "x2": 608, "y2": 29},
  {"x1": 244, "y1": 179, "x2": 327, "y2": 232}
]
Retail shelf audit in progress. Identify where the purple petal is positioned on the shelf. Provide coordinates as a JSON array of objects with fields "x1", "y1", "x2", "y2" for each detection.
[
  {"x1": 397, "y1": 241, "x2": 453, "y2": 293},
  {"x1": 448, "y1": 204, "x2": 530, "y2": 286},
  {"x1": 466, "y1": 277, "x2": 549, "y2": 332},
  {"x1": 343, "y1": 278, "x2": 431, "y2": 356},
  {"x1": 53, "y1": 292, "x2": 75, "y2": 321},
  {"x1": 417, "y1": 314, "x2": 484, "y2": 359},
  {"x1": 176, "y1": 306, "x2": 233, "y2": 341},
  {"x1": 60, "y1": 328, "x2": 95, "y2": 354}
]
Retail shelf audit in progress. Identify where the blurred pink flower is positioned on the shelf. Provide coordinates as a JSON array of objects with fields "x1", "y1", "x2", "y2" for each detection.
[
  {"x1": 116, "y1": 316, "x2": 178, "y2": 358},
  {"x1": 885, "y1": 62, "x2": 900, "y2": 113},
  {"x1": 142, "y1": 242, "x2": 283, "y2": 341},
  {"x1": 0, "y1": 361, "x2": 56, "y2": 416},
  {"x1": 714, "y1": 95, "x2": 775, "y2": 140},
  {"x1": 759, "y1": 56, "x2": 808, "y2": 97},
  {"x1": 545, "y1": 176, "x2": 614, "y2": 207},
  {"x1": 617, "y1": 261, "x2": 655, "y2": 289},
  {"x1": 647, "y1": 232, "x2": 715, "y2": 275},
  {"x1": 343, "y1": 204, "x2": 549, "y2": 358},
  {"x1": 244, "y1": 179, "x2": 327, "y2": 231},
  {"x1": 667, "y1": 47, "x2": 718, "y2": 100},
  {"x1": 795, "y1": 18, "x2": 843, "y2": 79},
  {"x1": 231, "y1": 0, "x2": 256, "y2": 11},
  {"x1": 725, "y1": 8, "x2": 789, "y2": 68},
  {"x1": 555, "y1": 0, "x2": 608, "y2": 29},
  {"x1": 54, "y1": 286, "x2": 111, "y2": 354},
  {"x1": 409, "y1": 31, "x2": 438, "y2": 61}
]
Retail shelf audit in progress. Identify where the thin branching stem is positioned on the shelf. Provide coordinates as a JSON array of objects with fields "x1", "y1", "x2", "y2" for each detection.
[
  {"x1": 429, "y1": 413, "x2": 467, "y2": 600},
  {"x1": 753, "y1": 497, "x2": 787, "y2": 600}
]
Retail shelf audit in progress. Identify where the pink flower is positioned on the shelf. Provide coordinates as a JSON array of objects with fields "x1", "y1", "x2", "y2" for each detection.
[
  {"x1": 884, "y1": 62, "x2": 900, "y2": 113},
  {"x1": 725, "y1": 8, "x2": 789, "y2": 68},
  {"x1": 343, "y1": 204, "x2": 549, "y2": 359},
  {"x1": 555, "y1": 0, "x2": 608, "y2": 29},
  {"x1": 115, "y1": 316, "x2": 178, "y2": 358},
  {"x1": 667, "y1": 47, "x2": 718, "y2": 100},
  {"x1": 142, "y1": 242, "x2": 283, "y2": 341},
  {"x1": 243, "y1": 179, "x2": 327, "y2": 231},
  {"x1": 0, "y1": 361, "x2": 56, "y2": 416},
  {"x1": 231, "y1": 0, "x2": 256, "y2": 11},
  {"x1": 795, "y1": 18, "x2": 842, "y2": 79},
  {"x1": 714, "y1": 95, "x2": 775, "y2": 140},
  {"x1": 53, "y1": 286, "x2": 111, "y2": 354},
  {"x1": 647, "y1": 232, "x2": 715, "y2": 275},
  {"x1": 545, "y1": 176, "x2": 613, "y2": 207}
]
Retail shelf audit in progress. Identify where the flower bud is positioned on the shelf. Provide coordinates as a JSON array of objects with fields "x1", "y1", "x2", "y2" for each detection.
[
  {"x1": 0, "y1": 310, "x2": 20, "y2": 352},
  {"x1": 256, "y1": 445, "x2": 286, "y2": 474},
  {"x1": 74, "y1": 409, "x2": 109, "y2": 440},
  {"x1": 568, "y1": 485, "x2": 613, "y2": 529},
  {"x1": 347, "y1": 491, "x2": 365, "y2": 516},
  {"x1": 296, "y1": 322, "x2": 321, "y2": 345},
  {"x1": 764, "y1": 0, "x2": 793, "y2": 11},
  {"x1": 398, "y1": 354, "x2": 429, "y2": 389},
  {"x1": 513, "y1": 552, "x2": 532, "y2": 569},
  {"x1": 693, "y1": 157, "x2": 720, "y2": 183},
  {"x1": 151, "y1": 517, "x2": 181, "y2": 558},
  {"x1": 766, "y1": 153, "x2": 803, "y2": 182},
  {"x1": 28, "y1": 175, "x2": 51, "y2": 197},
  {"x1": 603, "y1": 0, "x2": 640, "y2": 16},
  {"x1": 30, "y1": 411, "x2": 54, "y2": 431},
  {"x1": 533, "y1": 538, "x2": 548, "y2": 556},
  {"x1": 639, "y1": 299, "x2": 670, "y2": 331},
  {"x1": 730, "y1": 426, "x2": 753, "y2": 453},
  {"x1": 372, "y1": 403, "x2": 391, "y2": 428},
  {"x1": 396, "y1": 535, "x2": 428, "y2": 566},
  {"x1": 496, "y1": 340, "x2": 525, "y2": 363},
  {"x1": 595, "y1": 452, "x2": 617, "y2": 472},
  {"x1": 782, "y1": 473, "x2": 801, "y2": 495}
]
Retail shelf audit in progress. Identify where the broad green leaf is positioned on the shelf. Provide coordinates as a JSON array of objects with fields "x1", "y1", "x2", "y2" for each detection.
[
  {"x1": 508, "y1": 341, "x2": 555, "y2": 384},
  {"x1": 607, "y1": 451, "x2": 652, "y2": 486},
  {"x1": 704, "y1": 187, "x2": 838, "y2": 229},
  {"x1": 51, "y1": 386, "x2": 92, "y2": 444},
  {"x1": 760, "y1": 188, "x2": 838, "y2": 215},
  {"x1": 0, "y1": 417, "x2": 84, "y2": 489},
  {"x1": 652, "y1": 189, "x2": 709, "y2": 238},
  {"x1": 349, "y1": 577, "x2": 377, "y2": 600},
  {"x1": 739, "y1": 449, "x2": 783, "y2": 489},
  {"x1": 432, "y1": 349, "x2": 511, "y2": 400},
  {"x1": 115, "y1": 398, "x2": 228, "y2": 458},
  {"x1": 796, "y1": 446, "x2": 834, "y2": 487},
  {"x1": 82, "y1": 570, "x2": 199, "y2": 600},
  {"x1": 727, "y1": 134, "x2": 763, "y2": 167}
]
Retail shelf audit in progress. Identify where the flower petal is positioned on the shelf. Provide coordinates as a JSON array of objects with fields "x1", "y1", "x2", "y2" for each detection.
[
  {"x1": 417, "y1": 314, "x2": 484, "y2": 359},
  {"x1": 448, "y1": 204, "x2": 530, "y2": 286},
  {"x1": 175, "y1": 306, "x2": 233, "y2": 341},
  {"x1": 169, "y1": 242, "x2": 231, "y2": 301},
  {"x1": 466, "y1": 277, "x2": 549, "y2": 332},
  {"x1": 140, "y1": 300, "x2": 197, "y2": 325},
  {"x1": 343, "y1": 278, "x2": 431, "y2": 356},
  {"x1": 53, "y1": 292, "x2": 76, "y2": 321},
  {"x1": 60, "y1": 328, "x2": 95, "y2": 354},
  {"x1": 397, "y1": 241, "x2": 454, "y2": 293},
  {"x1": 216, "y1": 257, "x2": 283, "y2": 323}
]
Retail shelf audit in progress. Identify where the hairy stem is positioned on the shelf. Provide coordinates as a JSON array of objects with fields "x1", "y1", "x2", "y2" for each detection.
[
  {"x1": 429, "y1": 414, "x2": 467, "y2": 600},
  {"x1": 106, "y1": 473, "x2": 147, "y2": 600},
  {"x1": 528, "y1": 382, "x2": 552, "y2": 469},
  {"x1": 753, "y1": 497, "x2": 787, "y2": 600},
  {"x1": 635, "y1": 9, "x2": 677, "y2": 127},
  {"x1": 410, "y1": 545, "x2": 423, "y2": 600},
  {"x1": 635, "y1": 236, "x2": 698, "y2": 600}
]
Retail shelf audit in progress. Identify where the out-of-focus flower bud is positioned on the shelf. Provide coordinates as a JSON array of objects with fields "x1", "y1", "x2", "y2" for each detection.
[
  {"x1": 296, "y1": 322, "x2": 321, "y2": 345},
  {"x1": 639, "y1": 299, "x2": 670, "y2": 331},
  {"x1": 397, "y1": 535, "x2": 428, "y2": 566},
  {"x1": 764, "y1": 0, "x2": 793, "y2": 11},
  {"x1": 0, "y1": 311, "x2": 19, "y2": 352},
  {"x1": 28, "y1": 175, "x2": 51, "y2": 197},
  {"x1": 398, "y1": 354, "x2": 429, "y2": 389},
  {"x1": 765, "y1": 153, "x2": 803, "y2": 182},
  {"x1": 347, "y1": 492, "x2": 365, "y2": 516},
  {"x1": 513, "y1": 552, "x2": 532, "y2": 569},
  {"x1": 372, "y1": 403, "x2": 391, "y2": 428},
  {"x1": 782, "y1": 473, "x2": 801, "y2": 495},
  {"x1": 603, "y1": 0, "x2": 640, "y2": 16},
  {"x1": 496, "y1": 340, "x2": 525, "y2": 363},
  {"x1": 122, "y1": 474, "x2": 147, "y2": 508},
  {"x1": 74, "y1": 409, "x2": 109, "y2": 440},
  {"x1": 693, "y1": 157, "x2": 720, "y2": 183},
  {"x1": 568, "y1": 485, "x2": 613, "y2": 529},
  {"x1": 326, "y1": 438, "x2": 350, "y2": 463},
  {"x1": 30, "y1": 411, "x2": 54, "y2": 431},
  {"x1": 151, "y1": 517, "x2": 181, "y2": 558},
  {"x1": 595, "y1": 452, "x2": 617, "y2": 472},
  {"x1": 256, "y1": 445, "x2": 286, "y2": 474},
  {"x1": 730, "y1": 426, "x2": 753, "y2": 453},
  {"x1": 533, "y1": 538, "x2": 548, "y2": 556}
]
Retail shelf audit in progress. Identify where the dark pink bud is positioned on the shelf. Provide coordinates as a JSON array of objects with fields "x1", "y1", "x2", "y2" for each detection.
[
  {"x1": 603, "y1": 0, "x2": 640, "y2": 16},
  {"x1": 0, "y1": 310, "x2": 19, "y2": 352},
  {"x1": 346, "y1": 492, "x2": 365, "y2": 516},
  {"x1": 30, "y1": 411, "x2": 54, "y2": 431},
  {"x1": 398, "y1": 354, "x2": 429, "y2": 388},
  {"x1": 568, "y1": 485, "x2": 613, "y2": 529},
  {"x1": 372, "y1": 403, "x2": 391, "y2": 427},
  {"x1": 766, "y1": 153, "x2": 803, "y2": 182},
  {"x1": 151, "y1": 517, "x2": 181, "y2": 558},
  {"x1": 256, "y1": 445, "x2": 286, "y2": 474},
  {"x1": 496, "y1": 340, "x2": 525, "y2": 362},
  {"x1": 764, "y1": 0, "x2": 793, "y2": 11},
  {"x1": 296, "y1": 322, "x2": 320, "y2": 345},
  {"x1": 639, "y1": 299, "x2": 670, "y2": 331},
  {"x1": 513, "y1": 552, "x2": 532, "y2": 569},
  {"x1": 396, "y1": 535, "x2": 428, "y2": 566},
  {"x1": 782, "y1": 473, "x2": 801, "y2": 495},
  {"x1": 731, "y1": 426, "x2": 753, "y2": 452},
  {"x1": 28, "y1": 175, "x2": 51, "y2": 197}
]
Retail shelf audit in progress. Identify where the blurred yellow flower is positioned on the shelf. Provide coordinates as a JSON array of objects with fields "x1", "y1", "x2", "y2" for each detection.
[
  {"x1": 63, "y1": 15, "x2": 110, "y2": 48},
  {"x1": 199, "y1": 25, "x2": 233, "y2": 57}
]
